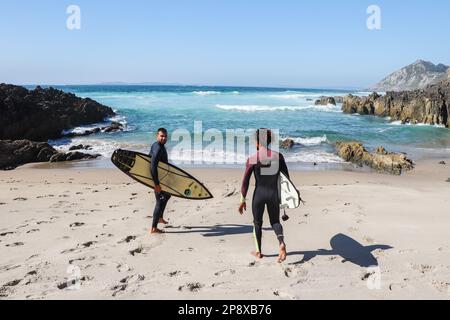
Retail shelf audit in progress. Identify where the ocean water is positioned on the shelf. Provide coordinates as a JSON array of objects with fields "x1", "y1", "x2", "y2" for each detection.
[{"x1": 37, "y1": 85, "x2": 450, "y2": 169}]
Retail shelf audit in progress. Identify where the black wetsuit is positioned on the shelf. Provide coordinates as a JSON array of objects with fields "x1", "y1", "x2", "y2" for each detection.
[
  {"x1": 150, "y1": 141, "x2": 171, "y2": 228},
  {"x1": 241, "y1": 147, "x2": 289, "y2": 253}
]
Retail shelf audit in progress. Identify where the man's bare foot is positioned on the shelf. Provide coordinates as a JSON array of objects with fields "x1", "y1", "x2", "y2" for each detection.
[
  {"x1": 158, "y1": 218, "x2": 169, "y2": 225},
  {"x1": 278, "y1": 243, "x2": 287, "y2": 263},
  {"x1": 251, "y1": 251, "x2": 264, "y2": 259},
  {"x1": 150, "y1": 228, "x2": 165, "y2": 234}
]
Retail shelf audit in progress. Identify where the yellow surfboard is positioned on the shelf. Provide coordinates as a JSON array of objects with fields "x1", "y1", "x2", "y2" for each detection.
[{"x1": 111, "y1": 149, "x2": 213, "y2": 200}]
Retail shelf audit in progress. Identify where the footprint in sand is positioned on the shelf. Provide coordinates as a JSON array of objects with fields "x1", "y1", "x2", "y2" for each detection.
[
  {"x1": 0, "y1": 279, "x2": 22, "y2": 297},
  {"x1": 272, "y1": 290, "x2": 297, "y2": 299},
  {"x1": 6, "y1": 242, "x2": 24, "y2": 247},
  {"x1": 26, "y1": 254, "x2": 39, "y2": 261},
  {"x1": 166, "y1": 271, "x2": 189, "y2": 277},
  {"x1": 69, "y1": 257, "x2": 86, "y2": 264},
  {"x1": 70, "y1": 222, "x2": 85, "y2": 228},
  {"x1": 389, "y1": 283, "x2": 407, "y2": 291},
  {"x1": 410, "y1": 263, "x2": 435, "y2": 274},
  {"x1": 95, "y1": 233, "x2": 113, "y2": 239},
  {"x1": 119, "y1": 236, "x2": 137, "y2": 244},
  {"x1": 283, "y1": 266, "x2": 308, "y2": 278},
  {"x1": 80, "y1": 241, "x2": 97, "y2": 248},
  {"x1": 115, "y1": 263, "x2": 131, "y2": 272},
  {"x1": 26, "y1": 229, "x2": 40, "y2": 234},
  {"x1": 75, "y1": 212, "x2": 89, "y2": 216},
  {"x1": 36, "y1": 221, "x2": 51, "y2": 225},
  {"x1": 0, "y1": 203, "x2": 6, "y2": 206},
  {"x1": 129, "y1": 247, "x2": 143, "y2": 256},
  {"x1": 178, "y1": 282, "x2": 203, "y2": 292},
  {"x1": 214, "y1": 269, "x2": 236, "y2": 277},
  {"x1": 57, "y1": 276, "x2": 93, "y2": 290},
  {"x1": 0, "y1": 232, "x2": 15, "y2": 237},
  {"x1": 13, "y1": 197, "x2": 27, "y2": 201},
  {"x1": 432, "y1": 280, "x2": 450, "y2": 295},
  {"x1": 111, "y1": 274, "x2": 145, "y2": 296},
  {"x1": 111, "y1": 283, "x2": 127, "y2": 296}
]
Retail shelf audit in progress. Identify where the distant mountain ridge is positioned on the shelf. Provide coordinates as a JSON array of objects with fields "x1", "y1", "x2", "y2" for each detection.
[{"x1": 372, "y1": 60, "x2": 449, "y2": 92}]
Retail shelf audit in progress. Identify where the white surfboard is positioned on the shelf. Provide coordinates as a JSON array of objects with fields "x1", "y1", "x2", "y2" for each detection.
[{"x1": 279, "y1": 172, "x2": 300, "y2": 209}]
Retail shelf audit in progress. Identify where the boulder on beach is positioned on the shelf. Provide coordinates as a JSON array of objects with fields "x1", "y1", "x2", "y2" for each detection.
[
  {"x1": 335, "y1": 141, "x2": 414, "y2": 175},
  {"x1": 0, "y1": 139, "x2": 101, "y2": 170},
  {"x1": 0, "y1": 140, "x2": 57, "y2": 170}
]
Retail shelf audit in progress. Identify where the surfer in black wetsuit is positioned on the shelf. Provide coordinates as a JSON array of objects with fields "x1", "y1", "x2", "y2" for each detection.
[
  {"x1": 149, "y1": 128, "x2": 171, "y2": 234},
  {"x1": 239, "y1": 128, "x2": 289, "y2": 263}
]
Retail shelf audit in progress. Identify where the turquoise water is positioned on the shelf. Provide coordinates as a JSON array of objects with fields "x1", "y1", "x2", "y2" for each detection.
[{"x1": 40, "y1": 85, "x2": 450, "y2": 168}]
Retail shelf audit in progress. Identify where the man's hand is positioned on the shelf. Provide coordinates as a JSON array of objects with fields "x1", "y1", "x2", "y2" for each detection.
[
  {"x1": 155, "y1": 185, "x2": 162, "y2": 193},
  {"x1": 238, "y1": 202, "x2": 246, "y2": 215}
]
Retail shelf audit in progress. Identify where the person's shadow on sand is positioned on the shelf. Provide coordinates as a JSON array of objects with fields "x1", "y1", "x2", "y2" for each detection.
[
  {"x1": 165, "y1": 224, "x2": 272, "y2": 237},
  {"x1": 272, "y1": 233, "x2": 393, "y2": 268}
]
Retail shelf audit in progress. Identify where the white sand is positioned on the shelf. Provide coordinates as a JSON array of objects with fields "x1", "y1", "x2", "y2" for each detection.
[{"x1": 0, "y1": 159, "x2": 449, "y2": 300}]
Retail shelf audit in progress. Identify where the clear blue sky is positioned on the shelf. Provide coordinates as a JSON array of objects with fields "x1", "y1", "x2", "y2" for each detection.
[{"x1": 1, "y1": 0, "x2": 449, "y2": 88}]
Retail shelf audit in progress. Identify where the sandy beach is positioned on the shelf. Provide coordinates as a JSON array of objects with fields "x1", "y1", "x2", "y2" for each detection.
[{"x1": 0, "y1": 159, "x2": 449, "y2": 300}]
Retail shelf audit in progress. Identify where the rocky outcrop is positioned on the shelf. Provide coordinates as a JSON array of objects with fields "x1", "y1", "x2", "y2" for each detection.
[
  {"x1": 69, "y1": 144, "x2": 92, "y2": 151},
  {"x1": 334, "y1": 96, "x2": 344, "y2": 104},
  {"x1": 335, "y1": 141, "x2": 414, "y2": 175},
  {"x1": 314, "y1": 96, "x2": 344, "y2": 105},
  {"x1": 0, "y1": 140, "x2": 57, "y2": 170},
  {"x1": 0, "y1": 84, "x2": 116, "y2": 141},
  {"x1": 342, "y1": 74, "x2": 450, "y2": 128},
  {"x1": 64, "y1": 122, "x2": 124, "y2": 138},
  {"x1": 372, "y1": 60, "x2": 449, "y2": 92},
  {"x1": 0, "y1": 140, "x2": 100, "y2": 170},
  {"x1": 315, "y1": 96, "x2": 336, "y2": 106},
  {"x1": 49, "y1": 152, "x2": 100, "y2": 163}
]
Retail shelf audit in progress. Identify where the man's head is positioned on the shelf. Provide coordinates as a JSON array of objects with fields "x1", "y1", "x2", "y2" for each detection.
[{"x1": 156, "y1": 128, "x2": 168, "y2": 145}]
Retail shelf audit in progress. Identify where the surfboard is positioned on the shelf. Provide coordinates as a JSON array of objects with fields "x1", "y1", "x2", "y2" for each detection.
[
  {"x1": 111, "y1": 149, "x2": 213, "y2": 200},
  {"x1": 279, "y1": 172, "x2": 300, "y2": 209}
]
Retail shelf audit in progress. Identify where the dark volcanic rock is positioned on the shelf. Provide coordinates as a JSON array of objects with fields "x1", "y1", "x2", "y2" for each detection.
[
  {"x1": 64, "y1": 122, "x2": 123, "y2": 138},
  {"x1": 335, "y1": 141, "x2": 414, "y2": 175},
  {"x1": 0, "y1": 140, "x2": 101, "y2": 170},
  {"x1": 0, "y1": 140, "x2": 57, "y2": 170},
  {"x1": 69, "y1": 144, "x2": 92, "y2": 151},
  {"x1": 0, "y1": 84, "x2": 116, "y2": 141},
  {"x1": 342, "y1": 72, "x2": 450, "y2": 128},
  {"x1": 102, "y1": 122, "x2": 123, "y2": 133},
  {"x1": 50, "y1": 152, "x2": 101, "y2": 162}
]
